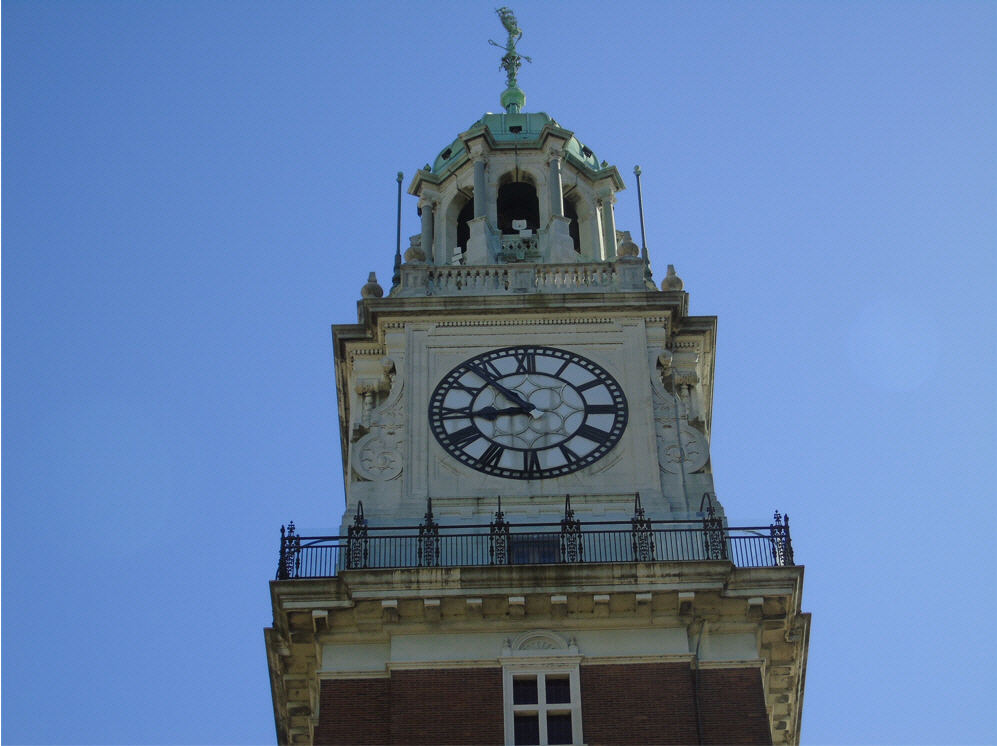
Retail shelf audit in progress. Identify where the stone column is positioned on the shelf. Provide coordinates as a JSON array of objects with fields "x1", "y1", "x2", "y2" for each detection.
[
  {"x1": 419, "y1": 198, "x2": 435, "y2": 264},
  {"x1": 548, "y1": 154, "x2": 564, "y2": 218},
  {"x1": 473, "y1": 158, "x2": 487, "y2": 218},
  {"x1": 599, "y1": 193, "x2": 618, "y2": 260}
]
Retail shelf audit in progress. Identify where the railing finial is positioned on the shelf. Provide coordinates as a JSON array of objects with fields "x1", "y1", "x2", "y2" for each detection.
[
  {"x1": 560, "y1": 495, "x2": 582, "y2": 563},
  {"x1": 699, "y1": 492, "x2": 717, "y2": 518},
  {"x1": 631, "y1": 492, "x2": 655, "y2": 561},
  {"x1": 769, "y1": 510, "x2": 794, "y2": 566},
  {"x1": 489, "y1": 495, "x2": 511, "y2": 565},
  {"x1": 418, "y1": 497, "x2": 441, "y2": 567},
  {"x1": 276, "y1": 521, "x2": 300, "y2": 580},
  {"x1": 348, "y1": 503, "x2": 370, "y2": 569}
]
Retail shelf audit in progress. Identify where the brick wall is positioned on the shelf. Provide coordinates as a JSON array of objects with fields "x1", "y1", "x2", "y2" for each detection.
[
  {"x1": 315, "y1": 663, "x2": 769, "y2": 745},
  {"x1": 315, "y1": 668, "x2": 503, "y2": 745},
  {"x1": 581, "y1": 663, "x2": 771, "y2": 746},
  {"x1": 698, "y1": 667, "x2": 772, "y2": 745},
  {"x1": 316, "y1": 678, "x2": 390, "y2": 745}
]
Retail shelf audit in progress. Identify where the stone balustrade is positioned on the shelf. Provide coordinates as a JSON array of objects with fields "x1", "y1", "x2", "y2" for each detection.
[{"x1": 394, "y1": 259, "x2": 652, "y2": 297}]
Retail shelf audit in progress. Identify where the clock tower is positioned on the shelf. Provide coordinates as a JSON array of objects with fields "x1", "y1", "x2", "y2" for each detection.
[{"x1": 265, "y1": 10, "x2": 809, "y2": 745}]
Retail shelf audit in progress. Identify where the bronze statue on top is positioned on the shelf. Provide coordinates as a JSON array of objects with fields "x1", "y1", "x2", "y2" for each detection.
[{"x1": 489, "y1": 7, "x2": 532, "y2": 90}]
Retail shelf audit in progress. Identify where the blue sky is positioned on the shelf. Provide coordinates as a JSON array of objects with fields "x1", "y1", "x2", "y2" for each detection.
[{"x1": 3, "y1": 2, "x2": 995, "y2": 744}]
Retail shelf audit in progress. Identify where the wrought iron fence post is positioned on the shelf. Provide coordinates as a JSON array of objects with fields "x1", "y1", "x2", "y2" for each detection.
[
  {"x1": 770, "y1": 511, "x2": 794, "y2": 566},
  {"x1": 489, "y1": 496, "x2": 510, "y2": 565},
  {"x1": 418, "y1": 498, "x2": 441, "y2": 567},
  {"x1": 276, "y1": 521, "x2": 301, "y2": 579},
  {"x1": 701, "y1": 493, "x2": 728, "y2": 561},
  {"x1": 631, "y1": 493, "x2": 655, "y2": 561},
  {"x1": 560, "y1": 495, "x2": 583, "y2": 563},
  {"x1": 347, "y1": 501, "x2": 369, "y2": 569}
]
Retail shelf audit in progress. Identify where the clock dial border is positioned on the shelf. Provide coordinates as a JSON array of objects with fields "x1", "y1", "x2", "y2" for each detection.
[{"x1": 428, "y1": 345, "x2": 629, "y2": 480}]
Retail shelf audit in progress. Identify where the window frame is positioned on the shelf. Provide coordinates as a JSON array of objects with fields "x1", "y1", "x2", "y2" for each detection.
[{"x1": 500, "y1": 632, "x2": 583, "y2": 746}]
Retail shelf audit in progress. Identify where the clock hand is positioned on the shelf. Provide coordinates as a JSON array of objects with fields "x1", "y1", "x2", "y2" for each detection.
[
  {"x1": 468, "y1": 365, "x2": 538, "y2": 414},
  {"x1": 470, "y1": 405, "x2": 532, "y2": 420}
]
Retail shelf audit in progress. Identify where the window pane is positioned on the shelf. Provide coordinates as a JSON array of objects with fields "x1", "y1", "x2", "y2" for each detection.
[
  {"x1": 545, "y1": 676, "x2": 571, "y2": 704},
  {"x1": 510, "y1": 534, "x2": 560, "y2": 564},
  {"x1": 547, "y1": 713, "x2": 573, "y2": 745},
  {"x1": 514, "y1": 714, "x2": 540, "y2": 745},
  {"x1": 513, "y1": 677, "x2": 538, "y2": 705}
]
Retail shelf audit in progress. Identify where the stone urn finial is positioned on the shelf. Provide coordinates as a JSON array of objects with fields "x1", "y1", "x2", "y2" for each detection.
[
  {"x1": 361, "y1": 272, "x2": 384, "y2": 299},
  {"x1": 661, "y1": 264, "x2": 684, "y2": 291}
]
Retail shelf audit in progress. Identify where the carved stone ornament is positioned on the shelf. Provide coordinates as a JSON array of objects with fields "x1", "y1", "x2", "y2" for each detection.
[
  {"x1": 650, "y1": 363, "x2": 710, "y2": 475},
  {"x1": 352, "y1": 431, "x2": 403, "y2": 481},
  {"x1": 404, "y1": 235, "x2": 426, "y2": 263},
  {"x1": 350, "y1": 358, "x2": 405, "y2": 482},
  {"x1": 656, "y1": 423, "x2": 709, "y2": 474},
  {"x1": 502, "y1": 630, "x2": 578, "y2": 657}
]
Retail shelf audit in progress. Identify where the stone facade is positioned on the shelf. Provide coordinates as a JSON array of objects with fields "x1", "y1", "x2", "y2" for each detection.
[
  {"x1": 265, "y1": 42, "x2": 809, "y2": 745},
  {"x1": 334, "y1": 291, "x2": 720, "y2": 530},
  {"x1": 266, "y1": 562, "x2": 808, "y2": 744}
]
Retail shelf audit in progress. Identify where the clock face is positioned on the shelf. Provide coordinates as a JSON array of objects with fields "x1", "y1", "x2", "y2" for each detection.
[{"x1": 429, "y1": 346, "x2": 628, "y2": 479}]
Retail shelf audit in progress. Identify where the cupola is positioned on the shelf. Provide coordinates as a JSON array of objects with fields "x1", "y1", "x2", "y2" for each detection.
[{"x1": 400, "y1": 8, "x2": 635, "y2": 275}]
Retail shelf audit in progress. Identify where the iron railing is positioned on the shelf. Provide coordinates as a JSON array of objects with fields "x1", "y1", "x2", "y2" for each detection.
[{"x1": 275, "y1": 498, "x2": 795, "y2": 580}]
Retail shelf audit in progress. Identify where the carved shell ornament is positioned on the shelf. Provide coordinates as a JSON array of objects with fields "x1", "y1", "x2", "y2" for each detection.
[{"x1": 503, "y1": 630, "x2": 577, "y2": 655}]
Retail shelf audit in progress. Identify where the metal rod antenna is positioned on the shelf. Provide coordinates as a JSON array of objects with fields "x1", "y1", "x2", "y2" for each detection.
[
  {"x1": 392, "y1": 172, "x2": 403, "y2": 289},
  {"x1": 634, "y1": 165, "x2": 651, "y2": 282}
]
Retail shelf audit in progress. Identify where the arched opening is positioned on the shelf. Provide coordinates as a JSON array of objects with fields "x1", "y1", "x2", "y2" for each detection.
[
  {"x1": 456, "y1": 199, "x2": 474, "y2": 253},
  {"x1": 564, "y1": 196, "x2": 581, "y2": 253},
  {"x1": 497, "y1": 182, "x2": 539, "y2": 235}
]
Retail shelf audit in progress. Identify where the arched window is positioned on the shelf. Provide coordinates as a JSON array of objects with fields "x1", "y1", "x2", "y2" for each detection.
[
  {"x1": 497, "y1": 181, "x2": 540, "y2": 235},
  {"x1": 564, "y1": 196, "x2": 581, "y2": 253}
]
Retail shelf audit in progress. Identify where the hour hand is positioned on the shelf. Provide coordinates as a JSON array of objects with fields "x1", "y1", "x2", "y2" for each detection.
[{"x1": 471, "y1": 405, "x2": 531, "y2": 420}]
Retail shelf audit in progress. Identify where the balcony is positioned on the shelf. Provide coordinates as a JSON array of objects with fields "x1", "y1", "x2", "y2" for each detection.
[{"x1": 274, "y1": 498, "x2": 795, "y2": 580}]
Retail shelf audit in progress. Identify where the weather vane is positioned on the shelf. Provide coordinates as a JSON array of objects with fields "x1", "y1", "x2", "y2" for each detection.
[{"x1": 489, "y1": 6, "x2": 531, "y2": 111}]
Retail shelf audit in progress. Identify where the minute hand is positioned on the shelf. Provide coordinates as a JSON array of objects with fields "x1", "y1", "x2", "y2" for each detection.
[{"x1": 468, "y1": 365, "x2": 538, "y2": 414}]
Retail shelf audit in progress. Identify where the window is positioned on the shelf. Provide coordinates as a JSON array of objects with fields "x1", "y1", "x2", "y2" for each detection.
[
  {"x1": 510, "y1": 674, "x2": 576, "y2": 745},
  {"x1": 509, "y1": 534, "x2": 560, "y2": 565},
  {"x1": 502, "y1": 632, "x2": 583, "y2": 746}
]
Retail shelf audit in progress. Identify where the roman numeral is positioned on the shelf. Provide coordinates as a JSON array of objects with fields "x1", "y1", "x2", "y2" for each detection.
[
  {"x1": 451, "y1": 380, "x2": 483, "y2": 397},
  {"x1": 440, "y1": 406, "x2": 472, "y2": 420},
  {"x1": 480, "y1": 442, "x2": 504, "y2": 468},
  {"x1": 469, "y1": 360, "x2": 502, "y2": 381},
  {"x1": 584, "y1": 403, "x2": 617, "y2": 415},
  {"x1": 558, "y1": 443, "x2": 581, "y2": 464},
  {"x1": 523, "y1": 449, "x2": 541, "y2": 477},
  {"x1": 576, "y1": 378, "x2": 604, "y2": 393},
  {"x1": 576, "y1": 424, "x2": 611, "y2": 444},
  {"x1": 449, "y1": 426, "x2": 481, "y2": 448},
  {"x1": 554, "y1": 359, "x2": 572, "y2": 377},
  {"x1": 512, "y1": 349, "x2": 537, "y2": 373}
]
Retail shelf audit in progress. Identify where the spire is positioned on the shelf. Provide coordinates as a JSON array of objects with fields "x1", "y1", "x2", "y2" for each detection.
[{"x1": 489, "y1": 7, "x2": 531, "y2": 113}]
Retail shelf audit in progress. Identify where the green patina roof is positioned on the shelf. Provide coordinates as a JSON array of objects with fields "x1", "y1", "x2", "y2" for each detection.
[{"x1": 430, "y1": 111, "x2": 603, "y2": 176}]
